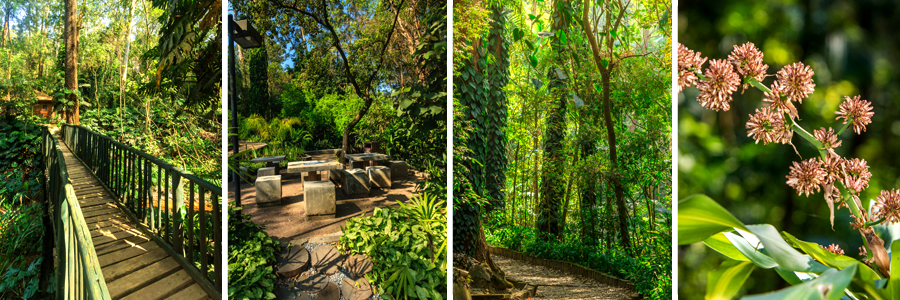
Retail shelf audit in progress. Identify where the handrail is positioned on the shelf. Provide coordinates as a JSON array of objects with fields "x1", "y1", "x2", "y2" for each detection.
[
  {"x1": 42, "y1": 126, "x2": 111, "y2": 300},
  {"x1": 61, "y1": 124, "x2": 222, "y2": 299}
]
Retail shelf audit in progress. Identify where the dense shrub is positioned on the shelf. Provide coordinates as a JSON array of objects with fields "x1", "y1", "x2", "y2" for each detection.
[
  {"x1": 0, "y1": 203, "x2": 49, "y2": 299},
  {"x1": 228, "y1": 206, "x2": 280, "y2": 300},
  {"x1": 0, "y1": 115, "x2": 44, "y2": 207},
  {"x1": 338, "y1": 193, "x2": 447, "y2": 300}
]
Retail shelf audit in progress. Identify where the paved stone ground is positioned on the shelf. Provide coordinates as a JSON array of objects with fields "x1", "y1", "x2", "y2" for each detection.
[
  {"x1": 229, "y1": 167, "x2": 424, "y2": 300},
  {"x1": 491, "y1": 254, "x2": 635, "y2": 300},
  {"x1": 274, "y1": 243, "x2": 382, "y2": 300},
  {"x1": 230, "y1": 170, "x2": 423, "y2": 245}
]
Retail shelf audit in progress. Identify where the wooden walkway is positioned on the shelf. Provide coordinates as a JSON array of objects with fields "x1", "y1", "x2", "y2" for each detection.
[{"x1": 61, "y1": 143, "x2": 211, "y2": 300}]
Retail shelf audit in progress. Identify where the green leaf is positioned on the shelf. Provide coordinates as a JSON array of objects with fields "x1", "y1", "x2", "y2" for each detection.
[
  {"x1": 722, "y1": 231, "x2": 777, "y2": 269},
  {"x1": 601, "y1": 59, "x2": 609, "y2": 68},
  {"x1": 706, "y1": 260, "x2": 755, "y2": 300},
  {"x1": 399, "y1": 99, "x2": 414, "y2": 109},
  {"x1": 513, "y1": 28, "x2": 524, "y2": 42},
  {"x1": 782, "y1": 232, "x2": 860, "y2": 269},
  {"x1": 678, "y1": 195, "x2": 749, "y2": 244},
  {"x1": 529, "y1": 55, "x2": 538, "y2": 68},
  {"x1": 745, "y1": 225, "x2": 828, "y2": 272},
  {"x1": 593, "y1": 83, "x2": 603, "y2": 94},
  {"x1": 890, "y1": 240, "x2": 900, "y2": 299},
  {"x1": 742, "y1": 264, "x2": 856, "y2": 300},
  {"x1": 702, "y1": 232, "x2": 748, "y2": 261}
]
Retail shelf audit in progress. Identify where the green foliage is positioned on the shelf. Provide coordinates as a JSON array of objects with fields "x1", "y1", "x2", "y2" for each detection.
[
  {"x1": 227, "y1": 206, "x2": 280, "y2": 300},
  {"x1": 338, "y1": 193, "x2": 447, "y2": 300},
  {"x1": 0, "y1": 116, "x2": 44, "y2": 207},
  {"x1": 679, "y1": 195, "x2": 892, "y2": 299},
  {"x1": 0, "y1": 203, "x2": 50, "y2": 299},
  {"x1": 151, "y1": 0, "x2": 221, "y2": 109}
]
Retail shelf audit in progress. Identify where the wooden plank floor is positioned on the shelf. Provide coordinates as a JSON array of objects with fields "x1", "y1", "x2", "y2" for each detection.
[{"x1": 61, "y1": 144, "x2": 211, "y2": 300}]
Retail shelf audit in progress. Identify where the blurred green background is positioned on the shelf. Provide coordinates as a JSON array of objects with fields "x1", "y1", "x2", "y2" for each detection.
[{"x1": 679, "y1": 0, "x2": 900, "y2": 297}]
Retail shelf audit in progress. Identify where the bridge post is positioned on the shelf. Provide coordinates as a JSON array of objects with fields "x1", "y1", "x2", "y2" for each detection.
[{"x1": 172, "y1": 169, "x2": 186, "y2": 256}]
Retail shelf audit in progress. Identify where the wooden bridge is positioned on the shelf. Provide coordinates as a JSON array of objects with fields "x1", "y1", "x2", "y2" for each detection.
[{"x1": 43, "y1": 125, "x2": 222, "y2": 299}]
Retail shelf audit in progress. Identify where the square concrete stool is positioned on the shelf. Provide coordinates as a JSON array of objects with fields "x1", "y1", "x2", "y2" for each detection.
[
  {"x1": 238, "y1": 166, "x2": 252, "y2": 182},
  {"x1": 342, "y1": 169, "x2": 370, "y2": 197},
  {"x1": 304, "y1": 180, "x2": 336, "y2": 219},
  {"x1": 367, "y1": 166, "x2": 391, "y2": 189},
  {"x1": 257, "y1": 167, "x2": 276, "y2": 178},
  {"x1": 329, "y1": 169, "x2": 345, "y2": 183},
  {"x1": 384, "y1": 161, "x2": 408, "y2": 179},
  {"x1": 256, "y1": 175, "x2": 282, "y2": 206}
]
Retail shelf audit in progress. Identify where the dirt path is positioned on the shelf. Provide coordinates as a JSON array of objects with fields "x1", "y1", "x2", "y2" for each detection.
[{"x1": 491, "y1": 254, "x2": 635, "y2": 300}]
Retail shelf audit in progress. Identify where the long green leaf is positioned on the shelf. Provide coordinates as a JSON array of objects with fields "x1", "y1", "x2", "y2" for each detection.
[
  {"x1": 723, "y1": 231, "x2": 777, "y2": 269},
  {"x1": 703, "y1": 232, "x2": 748, "y2": 261},
  {"x1": 742, "y1": 264, "x2": 856, "y2": 300},
  {"x1": 706, "y1": 260, "x2": 755, "y2": 300},
  {"x1": 678, "y1": 195, "x2": 749, "y2": 244},
  {"x1": 745, "y1": 225, "x2": 828, "y2": 273},
  {"x1": 890, "y1": 240, "x2": 900, "y2": 299}
]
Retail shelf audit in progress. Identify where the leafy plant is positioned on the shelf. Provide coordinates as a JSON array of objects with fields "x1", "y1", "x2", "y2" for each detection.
[
  {"x1": 0, "y1": 203, "x2": 50, "y2": 299},
  {"x1": 228, "y1": 205, "x2": 280, "y2": 300},
  {"x1": 339, "y1": 193, "x2": 447, "y2": 300}
]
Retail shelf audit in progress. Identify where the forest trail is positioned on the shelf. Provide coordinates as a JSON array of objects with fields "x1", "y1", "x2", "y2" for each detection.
[
  {"x1": 60, "y1": 143, "x2": 211, "y2": 300},
  {"x1": 491, "y1": 254, "x2": 637, "y2": 300}
]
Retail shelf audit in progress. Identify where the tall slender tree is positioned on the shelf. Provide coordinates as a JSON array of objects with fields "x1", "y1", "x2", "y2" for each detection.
[{"x1": 582, "y1": 0, "x2": 643, "y2": 254}]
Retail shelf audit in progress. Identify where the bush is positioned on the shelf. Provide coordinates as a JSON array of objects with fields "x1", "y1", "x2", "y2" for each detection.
[
  {"x1": 0, "y1": 115, "x2": 43, "y2": 207},
  {"x1": 338, "y1": 193, "x2": 447, "y2": 300},
  {"x1": 227, "y1": 206, "x2": 280, "y2": 300},
  {"x1": 0, "y1": 203, "x2": 49, "y2": 299}
]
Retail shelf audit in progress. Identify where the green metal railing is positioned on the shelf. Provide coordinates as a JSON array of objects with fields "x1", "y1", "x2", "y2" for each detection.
[
  {"x1": 61, "y1": 124, "x2": 222, "y2": 299},
  {"x1": 42, "y1": 127, "x2": 111, "y2": 300}
]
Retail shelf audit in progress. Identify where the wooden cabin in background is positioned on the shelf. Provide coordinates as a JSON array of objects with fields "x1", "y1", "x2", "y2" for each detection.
[{"x1": 33, "y1": 91, "x2": 54, "y2": 119}]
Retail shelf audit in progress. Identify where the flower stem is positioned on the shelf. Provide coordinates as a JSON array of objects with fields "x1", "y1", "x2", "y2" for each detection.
[
  {"x1": 694, "y1": 69, "x2": 709, "y2": 81},
  {"x1": 790, "y1": 121, "x2": 828, "y2": 158},
  {"x1": 747, "y1": 78, "x2": 772, "y2": 93},
  {"x1": 836, "y1": 118, "x2": 854, "y2": 136},
  {"x1": 864, "y1": 217, "x2": 886, "y2": 228}
]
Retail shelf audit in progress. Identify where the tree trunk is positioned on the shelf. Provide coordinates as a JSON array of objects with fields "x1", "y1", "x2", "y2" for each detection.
[
  {"x1": 64, "y1": 0, "x2": 80, "y2": 124},
  {"x1": 601, "y1": 70, "x2": 632, "y2": 253},
  {"x1": 580, "y1": 139, "x2": 598, "y2": 247},
  {"x1": 483, "y1": 7, "x2": 509, "y2": 211},
  {"x1": 537, "y1": 0, "x2": 569, "y2": 240},
  {"x1": 120, "y1": 0, "x2": 135, "y2": 136}
]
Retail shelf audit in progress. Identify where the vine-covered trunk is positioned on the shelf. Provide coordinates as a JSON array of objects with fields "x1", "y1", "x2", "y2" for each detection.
[
  {"x1": 537, "y1": 0, "x2": 569, "y2": 239},
  {"x1": 484, "y1": 7, "x2": 509, "y2": 212},
  {"x1": 64, "y1": 0, "x2": 80, "y2": 124}
]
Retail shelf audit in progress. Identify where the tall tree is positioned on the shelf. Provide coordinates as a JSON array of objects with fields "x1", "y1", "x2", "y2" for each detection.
[
  {"x1": 63, "y1": 0, "x2": 79, "y2": 124},
  {"x1": 272, "y1": 0, "x2": 404, "y2": 157},
  {"x1": 536, "y1": 0, "x2": 570, "y2": 239},
  {"x1": 483, "y1": 8, "x2": 510, "y2": 211},
  {"x1": 582, "y1": 0, "x2": 639, "y2": 253},
  {"x1": 453, "y1": 2, "x2": 507, "y2": 273},
  {"x1": 119, "y1": 0, "x2": 135, "y2": 136}
]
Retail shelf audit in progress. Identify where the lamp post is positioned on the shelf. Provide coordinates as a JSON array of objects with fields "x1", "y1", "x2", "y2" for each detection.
[{"x1": 229, "y1": 15, "x2": 263, "y2": 215}]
